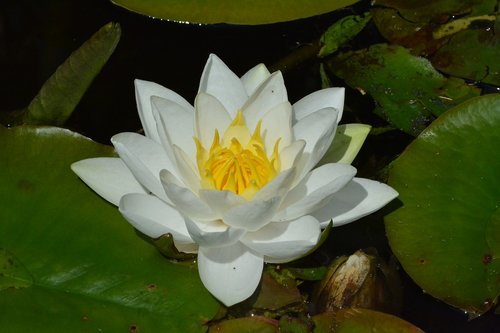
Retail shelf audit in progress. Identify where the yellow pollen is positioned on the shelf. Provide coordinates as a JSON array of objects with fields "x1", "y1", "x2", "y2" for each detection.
[{"x1": 195, "y1": 111, "x2": 281, "y2": 200}]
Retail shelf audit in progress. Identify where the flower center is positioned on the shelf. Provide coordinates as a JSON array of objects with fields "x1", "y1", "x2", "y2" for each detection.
[{"x1": 195, "y1": 111, "x2": 281, "y2": 200}]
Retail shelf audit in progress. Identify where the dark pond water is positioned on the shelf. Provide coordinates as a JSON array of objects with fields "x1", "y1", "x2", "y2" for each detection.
[{"x1": 1, "y1": 0, "x2": 499, "y2": 332}]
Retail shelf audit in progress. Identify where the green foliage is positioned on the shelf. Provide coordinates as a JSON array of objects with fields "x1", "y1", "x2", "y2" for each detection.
[
  {"x1": 385, "y1": 94, "x2": 500, "y2": 315},
  {"x1": 110, "y1": 0, "x2": 359, "y2": 25},
  {"x1": 327, "y1": 44, "x2": 480, "y2": 136},
  {"x1": 0, "y1": 125, "x2": 219, "y2": 332},
  {"x1": 312, "y1": 309, "x2": 424, "y2": 333},
  {"x1": 23, "y1": 22, "x2": 121, "y2": 126},
  {"x1": 318, "y1": 13, "x2": 372, "y2": 58}
]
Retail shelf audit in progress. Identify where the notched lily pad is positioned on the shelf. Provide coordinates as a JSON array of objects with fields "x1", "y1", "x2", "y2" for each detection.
[
  {"x1": 0, "y1": 249, "x2": 33, "y2": 290},
  {"x1": 327, "y1": 43, "x2": 480, "y2": 136},
  {"x1": 0, "y1": 125, "x2": 219, "y2": 331},
  {"x1": 385, "y1": 94, "x2": 500, "y2": 315},
  {"x1": 152, "y1": 233, "x2": 197, "y2": 261}
]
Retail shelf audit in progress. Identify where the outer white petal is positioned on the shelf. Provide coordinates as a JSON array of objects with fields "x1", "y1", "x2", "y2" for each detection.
[
  {"x1": 111, "y1": 132, "x2": 174, "y2": 202},
  {"x1": 318, "y1": 124, "x2": 371, "y2": 165},
  {"x1": 199, "y1": 189, "x2": 246, "y2": 217},
  {"x1": 134, "y1": 79, "x2": 193, "y2": 144},
  {"x1": 223, "y1": 197, "x2": 282, "y2": 232},
  {"x1": 194, "y1": 93, "x2": 233, "y2": 147},
  {"x1": 293, "y1": 87, "x2": 345, "y2": 124},
  {"x1": 160, "y1": 169, "x2": 216, "y2": 221},
  {"x1": 293, "y1": 107, "x2": 338, "y2": 181},
  {"x1": 242, "y1": 215, "x2": 320, "y2": 264},
  {"x1": 119, "y1": 193, "x2": 193, "y2": 245},
  {"x1": 185, "y1": 219, "x2": 246, "y2": 248},
  {"x1": 240, "y1": 63, "x2": 271, "y2": 96},
  {"x1": 312, "y1": 178, "x2": 399, "y2": 228},
  {"x1": 242, "y1": 71, "x2": 288, "y2": 133},
  {"x1": 198, "y1": 243, "x2": 263, "y2": 306},
  {"x1": 276, "y1": 163, "x2": 357, "y2": 221},
  {"x1": 71, "y1": 157, "x2": 146, "y2": 206},
  {"x1": 198, "y1": 54, "x2": 248, "y2": 116},
  {"x1": 151, "y1": 96, "x2": 196, "y2": 163},
  {"x1": 260, "y1": 101, "x2": 293, "y2": 152}
]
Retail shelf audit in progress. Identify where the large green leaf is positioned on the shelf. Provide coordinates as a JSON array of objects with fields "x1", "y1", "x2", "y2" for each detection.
[
  {"x1": 385, "y1": 94, "x2": 500, "y2": 315},
  {"x1": 110, "y1": 0, "x2": 359, "y2": 25},
  {"x1": 22, "y1": 22, "x2": 120, "y2": 126},
  {"x1": 0, "y1": 125, "x2": 219, "y2": 331},
  {"x1": 327, "y1": 44, "x2": 480, "y2": 136}
]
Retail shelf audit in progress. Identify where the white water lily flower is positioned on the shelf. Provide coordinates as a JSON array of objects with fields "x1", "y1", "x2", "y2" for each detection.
[{"x1": 71, "y1": 54, "x2": 398, "y2": 306}]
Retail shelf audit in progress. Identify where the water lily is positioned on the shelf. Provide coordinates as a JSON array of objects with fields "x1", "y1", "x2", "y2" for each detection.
[{"x1": 71, "y1": 54, "x2": 398, "y2": 306}]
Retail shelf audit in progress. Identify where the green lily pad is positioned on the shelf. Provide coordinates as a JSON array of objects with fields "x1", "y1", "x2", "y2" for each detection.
[
  {"x1": 385, "y1": 94, "x2": 500, "y2": 315},
  {"x1": 312, "y1": 308, "x2": 423, "y2": 333},
  {"x1": 208, "y1": 316, "x2": 279, "y2": 333},
  {"x1": 0, "y1": 125, "x2": 219, "y2": 331},
  {"x1": 327, "y1": 44, "x2": 480, "y2": 136},
  {"x1": 372, "y1": 0, "x2": 497, "y2": 23},
  {"x1": 371, "y1": 3, "x2": 497, "y2": 57},
  {"x1": 432, "y1": 26, "x2": 500, "y2": 86},
  {"x1": 110, "y1": 0, "x2": 359, "y2": 25}
]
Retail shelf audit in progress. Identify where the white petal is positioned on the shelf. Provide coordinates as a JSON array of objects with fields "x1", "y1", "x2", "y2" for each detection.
[
  {"x1": 111, "y1": 132, "x2": 174, "y2": 202},
  {"x1": 240, "y1": 63, "x2": 271, "y2": 96},
  {"x1": 160, "y1": 169, "x2": 216, "y2": 221},
  {"x1": 276, "y1": 163, "x2": 357, "y2": 221},
  {"x1": 253, "y1": 168, "x2": 296, "y2": 202},
  {"x1": 318, "y1": 124, "x2": 371, "y2": 165},
  {"x1": 185, "y1": 219, "x2": 245, "y2": 248},
  {"x1": 242, "y1": 215, "x2": 320, "y2": 263},
  {"x1": 172, "y1": 145, "x2": 201, "y2": 192},
  {"x1": 198, "y1": 54, "x2": 248, "y2": 116},
  {"x1": 151, "y1": 96, "x2": 196, "y2": 163},
  {"x1": 242, "y1": 71, "x2": 288, "y2": 133},
  {"x1": 293, "y1": 87, "x2": 345, "y2": 124},
  {"x1": 279, "y1": 140, "x2": 305, "y2": 171},
  {"x1": 199, "y1": 189, "x2": 246, "y2": 217},
  {"x1": 119, "y1": 193, "x2": 193, "y2": 245},
  {"x1": 198, "y1": 243, "x2": 263, "y2": 306},
  {"x1": 71, "y1": 157, "x2": 146, "y2": 206},
  {"x1": 194, "y1": 93, "x2": 233, "y2": 147},
  {"x1": 293, "y1": 107, "x2": 338, "y2": 181},
  {"x1": 223, "y1": 197, "x2": 282, "y2": 232},
  {"x1": 134, "y1": 79, "x2": 193, "y2": 144},
  {"x1": 312, "y1": 178, "x2": 399, "y2": 228},
  {"x1": 260, "y1": 101, "x2": 293, "y2": 152}
]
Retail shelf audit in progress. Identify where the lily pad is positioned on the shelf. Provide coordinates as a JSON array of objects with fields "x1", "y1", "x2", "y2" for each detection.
[
  {"x1": 432, "y1": 26, "x2": 500, "y2": 86},
  {"x1": 313, "y1": 308, "x2": 423, "y2": 333},
  {"x1": 327, "y1": 44, "x2": 480, "y2": 136},
  {"x1": 110, "y1": 0, "x2": 359, "y2": 25},
  {"x1": 385, "y1": 94, "x2": 500, "y2": 315},
  {"x1": 0, "y1": 125, "x2": 219, "y2": 331}
]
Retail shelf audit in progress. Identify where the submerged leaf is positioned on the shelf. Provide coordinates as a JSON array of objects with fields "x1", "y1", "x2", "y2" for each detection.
[{"x1": 23, "y1": 22, "x2": 121, "y2": 126}]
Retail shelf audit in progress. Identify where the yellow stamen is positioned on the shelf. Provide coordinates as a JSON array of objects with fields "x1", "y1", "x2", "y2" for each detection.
[{"x1": 195, "y1": 111, "x2": 281, "y2": 199}]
